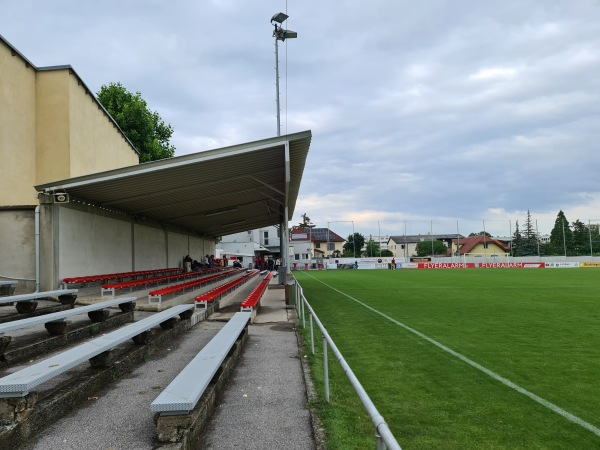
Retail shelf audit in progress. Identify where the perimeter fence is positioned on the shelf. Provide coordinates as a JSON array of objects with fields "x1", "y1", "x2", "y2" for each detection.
[
  {"x1": 319, "y1": 218, "x2": 600, "y2": 258},
  {"x1": 294, "y1": 280, "x2": 402, "y2": 450}
]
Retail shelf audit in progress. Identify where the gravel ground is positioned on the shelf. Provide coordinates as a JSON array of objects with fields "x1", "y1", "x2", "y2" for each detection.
[{"x1": 21, "y1": 320, "x2": 222, "y2": 450}]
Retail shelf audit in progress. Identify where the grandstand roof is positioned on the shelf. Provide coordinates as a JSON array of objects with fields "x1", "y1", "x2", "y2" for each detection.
[{"x1": 35, "y1": 131, "x2": 311, "y2": 238}]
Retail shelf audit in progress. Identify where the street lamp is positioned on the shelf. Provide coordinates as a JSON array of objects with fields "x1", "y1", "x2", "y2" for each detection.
[{"x1": 271, "y1": 12, "x2": 298, "y2": 136}]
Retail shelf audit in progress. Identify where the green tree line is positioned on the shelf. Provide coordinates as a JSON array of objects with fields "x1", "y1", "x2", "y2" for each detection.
[{"x1": 513, "y1": 209, "x2": 600, "y2": 256}]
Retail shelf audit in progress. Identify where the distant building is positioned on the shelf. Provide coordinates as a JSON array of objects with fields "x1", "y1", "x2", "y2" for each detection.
[
  {"x1": 361, "y1": 235, "x2": 390, "y2": 254},
  {"x1": 538, "y1": 234, "x2": 550, "y2": 244},
  {"x1": 451, "y1": 235, "x2": 511, "y2": 256},
  {"x1": 387, "y1": 234, "x2": 463, "y2": 258},
  {"x1": 290, "y1": 227, "x2": 345, "y2": 259},
  {"x1": 217, "y1": 226, "x2": 281, "y2": 268}
]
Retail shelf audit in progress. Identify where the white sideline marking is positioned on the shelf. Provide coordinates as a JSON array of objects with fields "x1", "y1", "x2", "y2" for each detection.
[{"x1": 306, "y1": 274, "x2": 600, "y2": 437}]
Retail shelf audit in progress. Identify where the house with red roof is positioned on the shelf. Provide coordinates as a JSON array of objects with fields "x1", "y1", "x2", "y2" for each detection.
[
  {"x1": 290, "y1": 227, "x2": 346, "y2": 258},
  {"x1": 450, "y1": 235, "x2": 510, "y2": 256}
]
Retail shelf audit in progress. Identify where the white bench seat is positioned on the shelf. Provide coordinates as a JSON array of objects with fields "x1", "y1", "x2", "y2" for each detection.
[
  {"x1": 151, "y1": 311, "x2": 251, "y2": 415},
  {"x1": 0, "y1": 289, "x2": 77, "y2": 305},
  {"x1": 0, "y1": 297, "x2": 136, "y2": 336},
  {"x1": 0, "y1": 303, "x2": 194, "y2": 398}
]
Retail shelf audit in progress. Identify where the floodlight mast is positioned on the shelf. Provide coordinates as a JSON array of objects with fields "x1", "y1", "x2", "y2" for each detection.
[{"x1": 271, "y1": 12, "x2": 297, "y2": 136}]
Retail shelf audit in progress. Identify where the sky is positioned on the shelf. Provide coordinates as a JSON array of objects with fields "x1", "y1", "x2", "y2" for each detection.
[{"x1": 2, "y1": 0, "x2": 600, "y2": 239}]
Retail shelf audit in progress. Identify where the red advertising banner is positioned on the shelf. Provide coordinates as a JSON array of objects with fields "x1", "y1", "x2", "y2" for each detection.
[
  {"x1": 417, "y1": 263, "x2": 476, "y2": 269},
  {"x1": 479, "y1": 262, "x2": 546, "y2": 268}
]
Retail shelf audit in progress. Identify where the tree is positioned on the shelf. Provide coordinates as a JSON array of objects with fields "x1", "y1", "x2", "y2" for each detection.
[
  {"x1": 590, "y1": 223, "x2": 600, "y2": 255},
  {"x1": 343, "y1": 233, "x2": 365, "y2": 258},
  {"x1": 363, "y1": 238, "x2": 381, "y2": 257},
  {"x1": 521, "y1": 210, "x2": 539, "y2": 256},
  {"x1": 469, "y1": 231, "x2": 492, "y2": 237},
  {"x1": 415, "y1": 239, "x2": 447, "y2": 256},
  {"x1": 380, "y1": 249, "x2": 394, "y2": 257},
  {"x1": 572, "y1": 219, "x2": 590, "y2": 256},
  {"x1": 549, "y1": 210, "x2": 573, "y2": 256},
  {"x1": 297, "y1": 213, "x2": 315, "y2": 228},
  {"x1": 512, "y1": 220, "x2": 523, "y2": 256},
  {"x1": 97, "y1": 82, "x2": 175, "y2": 162}
]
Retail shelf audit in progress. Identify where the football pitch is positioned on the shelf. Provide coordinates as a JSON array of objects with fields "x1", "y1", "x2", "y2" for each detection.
[{"x1": 293, "y1": 268, "x2": 600, "y2": 449}]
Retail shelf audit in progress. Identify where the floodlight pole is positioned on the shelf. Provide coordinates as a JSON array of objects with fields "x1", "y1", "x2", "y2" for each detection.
[
  {"x1": 274, "y1": 33, "x2": 281, "y2": 136},
  {"x1": 271, "y1": 13, "x2": 297, "y2": 137}
]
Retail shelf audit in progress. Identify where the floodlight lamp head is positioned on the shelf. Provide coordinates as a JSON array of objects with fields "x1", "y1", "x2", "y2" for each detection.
[
  {"x1": 271, "y1": 12, "x2": 289, "y2": 24},
  {"x1": 274, "y1": 28, "x2": 298, "y2": 41},
  {"x1": 284, "y1": 29, "x2": 297, "y2": 39}
]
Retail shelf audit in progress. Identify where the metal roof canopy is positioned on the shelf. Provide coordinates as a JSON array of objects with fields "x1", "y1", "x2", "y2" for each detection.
[{"x1": 35, "y1": 131, "x2": 312, "y2": 238}]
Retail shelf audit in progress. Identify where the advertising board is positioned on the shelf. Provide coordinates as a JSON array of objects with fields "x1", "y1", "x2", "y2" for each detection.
[
  {"x1": 417, "y1": 263, "x2": 476, "y2": 269},
  {"x1": 479, "y1": 262, "x2": 545, "y2": 268},
  {"x1": 545, "y1": 262, "x2": 580, "y2": 268},
  {"x1": 580, "y1": 261, "x2": 600, "y2": 268}
]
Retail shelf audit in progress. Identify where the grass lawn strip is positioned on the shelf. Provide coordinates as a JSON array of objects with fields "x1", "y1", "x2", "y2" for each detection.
[
  {"x1": 295, "y1": 269, "x2": 600, "y2": 449},
  {"x1": 304, "y1": 271, "x2": 600, "y2": 438}
]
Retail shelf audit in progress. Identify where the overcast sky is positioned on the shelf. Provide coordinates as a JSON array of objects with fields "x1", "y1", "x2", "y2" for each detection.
[{"x1": 2, "y1": 0, "x2": 600, "y2": 238}]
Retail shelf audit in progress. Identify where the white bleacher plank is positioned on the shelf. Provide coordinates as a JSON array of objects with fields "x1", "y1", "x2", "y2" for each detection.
[
  {"x1": 150, "y1": 311, "x2": 251, "y2": 415},
  {"x1": 0, "y1": 289, "x2": 78, "y2": 305},
  {"x1": 0, "y1": 297, "x2": 136, "y2": 335},
  {"x1": 0, "y1": 303, "x2": 194, "y2": 397}
]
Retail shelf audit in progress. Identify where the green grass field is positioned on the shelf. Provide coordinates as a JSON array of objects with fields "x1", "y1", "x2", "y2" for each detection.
[{"x1": 293, "y1": 268, "x2": 600, "y2": 449}]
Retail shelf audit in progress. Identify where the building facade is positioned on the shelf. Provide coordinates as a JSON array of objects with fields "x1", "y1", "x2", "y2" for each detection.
[
  {"x1": 0, "y1": 35, "x2": 219, "y2": 291},
  {"x1": 387, "y1": 234, "x2": 463, "y2": 259}
]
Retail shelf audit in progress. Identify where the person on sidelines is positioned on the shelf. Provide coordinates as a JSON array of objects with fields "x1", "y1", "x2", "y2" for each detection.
[{"x1": 391, "y1": 258, "x2": 396, "y2": 269}]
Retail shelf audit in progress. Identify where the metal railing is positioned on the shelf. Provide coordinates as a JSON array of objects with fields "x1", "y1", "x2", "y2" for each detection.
[{"x1": 295, "y1": 281, "x2": 402, "y2": 450}]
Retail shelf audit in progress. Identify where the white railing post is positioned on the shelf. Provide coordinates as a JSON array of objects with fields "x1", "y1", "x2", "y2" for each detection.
[
  {"x1": 377, "y1": 432, "x2": 387, "y2": 450},
  {"x1": 323, "y1": 335, "x2": 329, "y2": 403},
  {"x1": 302, "y1": 294, "x2": 306, "y2": 328},
  {"x1": 310, "y1": 314, "x2": 315, "y2": 355}
]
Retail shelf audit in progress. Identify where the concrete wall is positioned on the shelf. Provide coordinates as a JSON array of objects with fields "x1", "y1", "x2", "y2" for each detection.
[
  {"x1": 133, "y1": 224, "x2": 167, "y2": 271},
  {"x1": 37, "y1": 203, "x2": 216, "y2": 289},
  {"x1": 59, "y1": 206, "x2": 132, "y2": 278},
  {"x1": 0, "y1": 208, "x2": 36, "y2": 293}
]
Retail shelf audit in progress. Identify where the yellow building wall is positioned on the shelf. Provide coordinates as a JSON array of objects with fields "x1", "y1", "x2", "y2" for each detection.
[
  {"x1": 1, "y1": 38, "x2": 139, "y2": 206},
  {"x1": 0, "y1": 43, "x2": 37, "y2": 205},
  {"x1": 68, "y1": 74, "x2": 139, "y2": 176},
  {"x1": 454, "y1": 242, "x2": 508, "y2": 255},
  {"x1": 36, "y1": 70, "x2": 72, "y2": 185}
]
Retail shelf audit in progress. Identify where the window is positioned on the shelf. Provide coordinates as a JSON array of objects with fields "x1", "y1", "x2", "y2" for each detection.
[
  {"x1": 315, "y1": 242, "x2": 321, "y2": 248},
  {"x1": 277, "y1": 228, "x2": 281, "y2": 238},
  {"x1": 294, "y1": 254, "x2": 300, "y2": 260},
  {"x1": 327, "y1": 243, "x2": 335, "y2": 251},
  {"x1": 483, "y1": 242, "x2": 489, "y2": 249}
]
